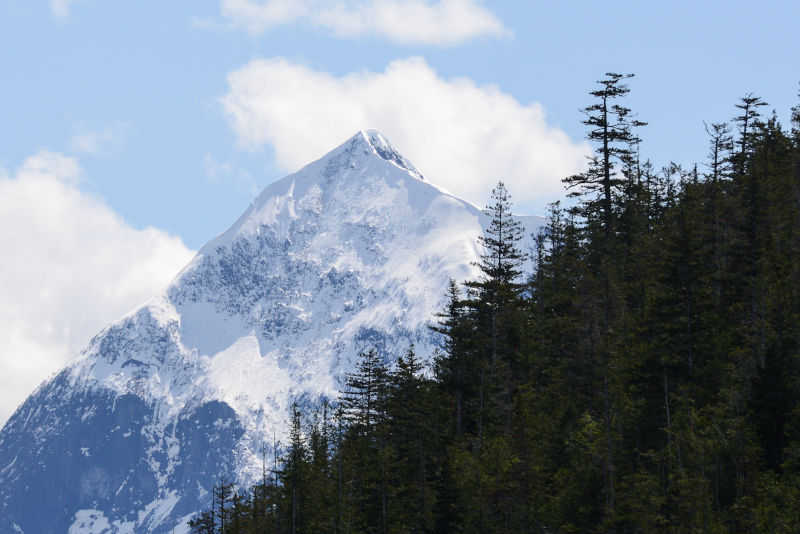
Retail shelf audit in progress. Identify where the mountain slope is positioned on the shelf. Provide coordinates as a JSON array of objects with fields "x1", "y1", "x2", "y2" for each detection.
[{"x1": 0, "y1": 130, "x2": 545, "y2": 533}]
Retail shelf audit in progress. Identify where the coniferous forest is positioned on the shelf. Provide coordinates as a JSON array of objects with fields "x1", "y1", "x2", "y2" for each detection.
[{"x1": 189, "y1": 74, "x2": 800, "y2": 533}]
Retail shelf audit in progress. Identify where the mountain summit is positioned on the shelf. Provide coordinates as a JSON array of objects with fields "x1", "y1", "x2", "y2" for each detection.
[{"x1": 0, "y1": 131, "x2": 544, "y2": 533}]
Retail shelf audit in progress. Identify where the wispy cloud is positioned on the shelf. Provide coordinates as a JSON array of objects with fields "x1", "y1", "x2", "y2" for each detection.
[
  {"x1": 0, "y1": 151, "x2": 195, "y2": 426},
  {"x1": 221, "y1": 56, "x2": 588, "y2": 212},
  {"x1": 50, "y1": 0, "x2": 91, "y2": 21},
  {"x1": 68, "y1": 122, "x2": 132, "y2": 156},
  {"x1": 204, "y1": 155, "x2": 259, "y2": 195},
  {"x1": 220, "y1": 0, "x2": 510, "y2": 45}
]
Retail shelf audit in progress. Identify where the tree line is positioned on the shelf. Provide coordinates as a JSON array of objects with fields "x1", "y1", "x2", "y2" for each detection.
[{"x1": 190, "y1": 74, "x2": 800, "y2": 533}]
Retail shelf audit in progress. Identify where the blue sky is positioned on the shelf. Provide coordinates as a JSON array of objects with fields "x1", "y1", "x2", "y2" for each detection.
[
  {"x1": 3, "y1": 0, "x2": 798, "y2": 245},
  {"x1": 0, "y1": 0, "x2": 798, "y2": 424}
]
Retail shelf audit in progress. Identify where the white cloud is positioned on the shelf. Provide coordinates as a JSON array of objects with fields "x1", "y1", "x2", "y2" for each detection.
[
  {"x1": 51, "y1": 0, "x2": 74, "y2": 20},
  {"x1": 0, "y1": 151, "x2": 195, "y2": 426},
  {"x1": 69, "y1": 123, "x2": 131, "y2": 156},
  {"x1": 221, "y1": 56, "x2": 589, "y2": 212},
  {"x1": 220, "y1": 0, "x2": 509, "y2": 45},
  {"x1": 51, "y1": 0, "x2": 91, "y2": 21}
]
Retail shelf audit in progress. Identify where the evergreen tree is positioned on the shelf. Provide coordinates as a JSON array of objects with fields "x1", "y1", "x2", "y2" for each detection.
[
  {"x1": 281, "y1": 404, "x2": 308, "y2": 534},
  {"x1": 340, "y1": 349, "x2": 390, "y2": 532},
  {"x1": 384, "y1": 347, "x2": 436, "y2": 532},
  {"x1": 734, "y1": 93, "x2": 768, "y2": 158},
  {"x1": 464, "y1": 180, "x2": 527, "y2": 431},
  {"x1": 564, "y1": 72, "x2": 646, "y2": 235},
  {"x1": 341, "y1": 349, "x2": 389, "y2": 432},
  {"x1": 432, "y1": 279, "x2": 473, "y2": 436},
  {"x1": 473, "y1": 181, "x2": 527, "y2": 288}
]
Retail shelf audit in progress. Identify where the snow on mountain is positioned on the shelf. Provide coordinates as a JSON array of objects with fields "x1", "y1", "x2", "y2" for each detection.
[{"x1": 0, "y1": 130, "x2": 546, "y2": 533}]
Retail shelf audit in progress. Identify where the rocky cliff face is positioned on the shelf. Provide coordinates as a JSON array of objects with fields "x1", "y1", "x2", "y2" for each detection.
[{"x1": 0, "y1": 130, "x2": 545, "y2": 533}]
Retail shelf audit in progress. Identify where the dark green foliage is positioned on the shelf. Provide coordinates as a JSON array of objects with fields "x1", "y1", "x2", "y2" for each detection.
[{"x1": 189, "y1": 81, "x2": 800, "y2": 533}]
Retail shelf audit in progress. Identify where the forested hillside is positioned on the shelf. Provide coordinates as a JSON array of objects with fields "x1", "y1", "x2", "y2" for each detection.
[{"x1": 190, "y1": 75, "x2": 800, "y2": 533}]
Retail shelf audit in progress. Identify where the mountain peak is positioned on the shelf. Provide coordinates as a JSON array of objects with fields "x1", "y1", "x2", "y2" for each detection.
[
  {"x1": 0, "y1": 130, "x2": 546, "y2": 533},
  {"x1": 345, "y1": 129, "x2": 425, "y2": 181},
  {"x1": 206, "y1": 129, "x2": 430, "y2": 252}
]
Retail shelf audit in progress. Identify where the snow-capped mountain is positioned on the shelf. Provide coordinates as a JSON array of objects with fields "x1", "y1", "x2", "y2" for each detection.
[{"x1": 0, "y1": 130, "x2": 545, "y2": 533}]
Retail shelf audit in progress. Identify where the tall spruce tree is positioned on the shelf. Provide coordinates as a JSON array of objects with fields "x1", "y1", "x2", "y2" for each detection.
[
  {"x1": 734, "y1": 94, "x2": 768, "y2": 157},
  {"x1": 473, "y1": 181, "x2": 526, "y2": 288},
  {"x1": 561, "y1": 74, "x2": 645, "y2": 520},
  {"x1": 432, "y1": 280, "x2": 473, "y2": 436},
  {"x1": 282, "y1": 404, "x2": 308, "y2": 534},
  {"x1": 341, "y1": 349, "x2": 389, "y2": 432},
  {"x1": 564, "y1": 72, "x2": 646, "y2": 235},
  {"x1": 340, "y1": 349, "x2": 391, "y2": 533},
  {"x1": 384, "y1": 347, "x2": 436, "y2": 532},
  {"x1": 466, "y1": 181, "x2": 526, "y2": 376}
]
